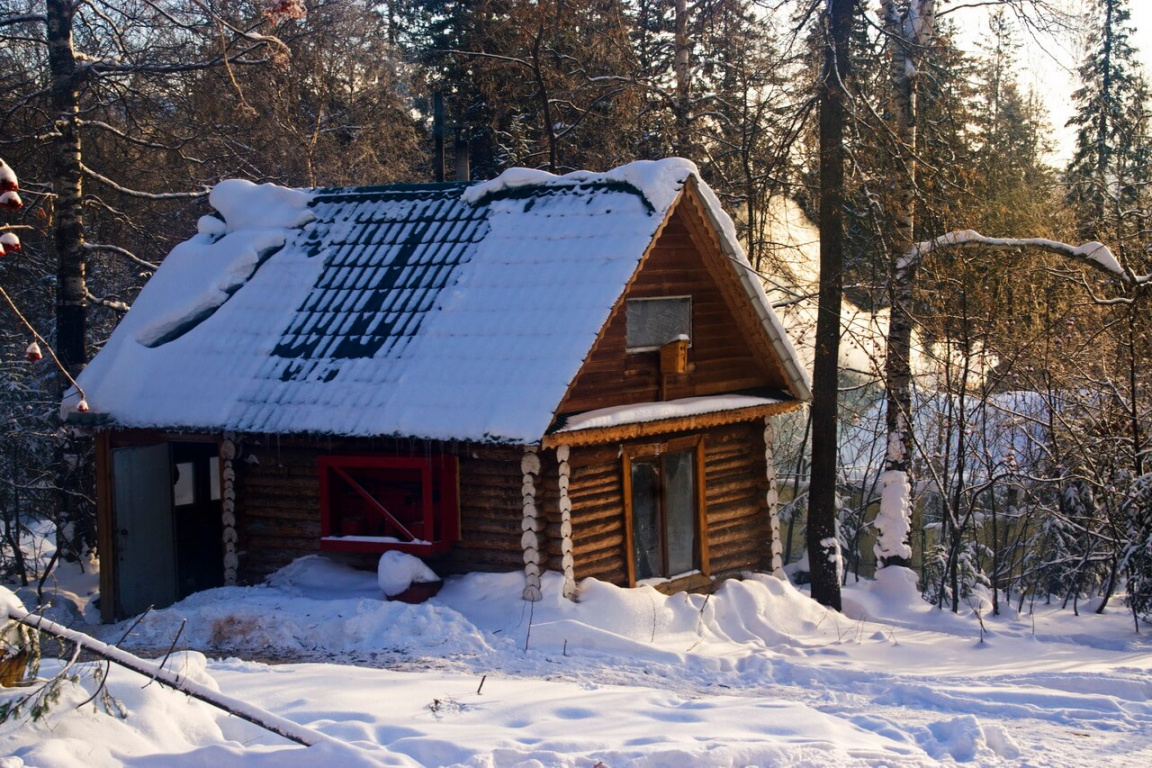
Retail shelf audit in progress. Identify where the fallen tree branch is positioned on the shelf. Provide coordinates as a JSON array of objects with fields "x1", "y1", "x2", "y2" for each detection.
[{"x1": 4, "y1": 604, "x2": 328, "y2": 748}]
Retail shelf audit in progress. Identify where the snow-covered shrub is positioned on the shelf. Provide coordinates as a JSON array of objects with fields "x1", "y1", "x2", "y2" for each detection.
[{"x1": 923, "y1": 540, "x2": 991, "y2": 608}]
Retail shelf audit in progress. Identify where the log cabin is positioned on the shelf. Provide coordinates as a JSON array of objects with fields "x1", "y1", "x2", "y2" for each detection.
[{"x1": 64, "y1": 159, "x2": 811, "y2": 622}]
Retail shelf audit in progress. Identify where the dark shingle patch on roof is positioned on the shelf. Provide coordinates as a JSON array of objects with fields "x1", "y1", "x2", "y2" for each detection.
[{"x1": 270, "y1": 184, "x2": 488, "y2": 383}]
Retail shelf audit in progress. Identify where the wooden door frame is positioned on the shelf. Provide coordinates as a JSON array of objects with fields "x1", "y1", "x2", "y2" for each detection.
[{"x1": 97, "y1": 430, "x2": 222, "y2": 622}]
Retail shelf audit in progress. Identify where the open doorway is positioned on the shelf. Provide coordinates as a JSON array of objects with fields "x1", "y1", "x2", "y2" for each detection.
[{"x1": 110, "y1": 440, "x2": 223, "y2": 618}]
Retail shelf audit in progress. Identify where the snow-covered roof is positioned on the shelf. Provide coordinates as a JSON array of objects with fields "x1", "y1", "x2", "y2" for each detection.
[{"x1": 67, "y1": 159, "x2": 808, "y2": 443}]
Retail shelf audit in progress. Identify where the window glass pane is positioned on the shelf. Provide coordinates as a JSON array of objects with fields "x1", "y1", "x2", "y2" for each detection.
[
  {"x1": 626, "y1": 298, "x2": 691, "y2": 350},
  {"x1": 209, "y1": 456, "x2": 221, "y2": 501},
  {"x1": 173, "y1": 462, "x2": 195, "y2": 506},
  {"x1": 630, "y1": 460, "x2": 662, "y2": 580},
  {"x1": 664, "y1": 451, "x2": 697, "y2": 576}
]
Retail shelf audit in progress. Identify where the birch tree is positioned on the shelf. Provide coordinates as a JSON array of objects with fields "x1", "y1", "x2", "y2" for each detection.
[{"x1": 865, "y1": 0, "x2": 1149, "y2": 584}]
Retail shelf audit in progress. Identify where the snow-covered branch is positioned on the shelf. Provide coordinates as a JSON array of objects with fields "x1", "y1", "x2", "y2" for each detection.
[
  {"x1": 0, "y1": 14, "x2": 45, "y2": 28},
  {"x1": 898, "y1": 229, "x2": 1151, "y2": 286},
  {"x1": 85, "y1": 290, "x2": 130, "y2": 313},
  {"x1": 79, "y1": 163, "x2": 209, "y2": 200},
  {"x1": 83, "y1": 242, "x2": 158, "y2": 270}
]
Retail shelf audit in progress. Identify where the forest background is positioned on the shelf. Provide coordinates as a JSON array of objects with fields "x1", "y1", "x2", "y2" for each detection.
[{"x1": 0, "y1": 0, "x2": 1149, "y2": 623}]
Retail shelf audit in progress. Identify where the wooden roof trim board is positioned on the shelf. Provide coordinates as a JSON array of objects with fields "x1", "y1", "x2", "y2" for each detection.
[
  {"x1": 541, "y1": 400, "x2": 800, "y2": 449},
  {"x1": 679, "y1": 180, "x2": 811, "y2": 403},
  {"x1": 682, "y1": 179, "x2": 813, "y2": 402}
]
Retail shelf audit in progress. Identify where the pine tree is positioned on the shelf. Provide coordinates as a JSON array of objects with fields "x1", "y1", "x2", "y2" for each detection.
[{"x1": 1065, "y1": 0, "x2": 1151, "y2": 247}]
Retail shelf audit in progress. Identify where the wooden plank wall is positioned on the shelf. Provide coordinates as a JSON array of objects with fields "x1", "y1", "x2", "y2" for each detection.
[
  {"x1": 234, "y1": 436, "x2": 536, "y2": 583},
  {"x1": 560, "y1": 208, "x2": 779, "y2": 415},
  {"x1": 564, "y1": 420, "x2": 771, "y2": 587}
]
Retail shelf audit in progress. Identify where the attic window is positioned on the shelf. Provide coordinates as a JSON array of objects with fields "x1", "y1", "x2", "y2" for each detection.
[
  {"x1": 626, "y1": 297, "x2": 691, "y2": 352},
  {"x1": 319, "y1": 455, "x2": 459, "y2": 555}
]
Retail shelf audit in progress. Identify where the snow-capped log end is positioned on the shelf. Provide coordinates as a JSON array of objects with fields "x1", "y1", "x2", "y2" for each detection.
[{"x1": 378, "y1": 551, "x2": 440, "y2": 598}]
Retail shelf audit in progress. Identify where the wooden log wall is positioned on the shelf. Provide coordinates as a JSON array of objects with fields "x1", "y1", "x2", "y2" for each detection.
[
  {"x1": 560, "y1": 205, "x2": 782, "y2": 415},
  {"x1": 563, "y1": 420, "x2": 772, "y2": 588},
  {"x1": 563, "y1": 442, "x2": 628, "y2": 585},
  {"x1": 234, "y1": 435, "x2": 542, "y2": 584},
  {"x1": 703, "y1": 421, "x2": 772, "y2": 576}
]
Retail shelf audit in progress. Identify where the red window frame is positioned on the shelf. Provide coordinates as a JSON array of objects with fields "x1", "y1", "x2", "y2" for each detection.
[{"x1": 319, "y1": 455, "x2": 459, "y2": 555}]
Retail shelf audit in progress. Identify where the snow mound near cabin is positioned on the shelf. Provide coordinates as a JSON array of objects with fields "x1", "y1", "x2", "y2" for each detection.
[
  {"x1": 377, "y1": 551, "x2": 439, "y2": 597},
  {"x1": 103, "y1": 556, "x2": 850, "y2": 668},
  {"x1": 107, "y1": 561, "x2": 490, "y2": 660},
  {"x1": 101, "y1": 555, "x2": 1152, "y2": 675}
]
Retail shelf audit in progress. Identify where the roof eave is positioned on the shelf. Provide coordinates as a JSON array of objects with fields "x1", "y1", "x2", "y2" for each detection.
[{"x1": 541, "y1": 399, "x2": 801, "y2": 449}]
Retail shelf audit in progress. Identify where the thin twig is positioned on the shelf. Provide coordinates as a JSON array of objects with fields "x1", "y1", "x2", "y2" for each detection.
[
  {"x1": 0, "y1": 283, "x2": 86, "y2": 400},
  {"x1": 144, "y1": 618, "x2": 186, "y2": 689}
]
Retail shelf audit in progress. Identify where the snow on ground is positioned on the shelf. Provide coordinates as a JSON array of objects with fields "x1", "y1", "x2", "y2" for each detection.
[{"x1": 3, "y1": 556, "x2": 1152, "y2": 767}]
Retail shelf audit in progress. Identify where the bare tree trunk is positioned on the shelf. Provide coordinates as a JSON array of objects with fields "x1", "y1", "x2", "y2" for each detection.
[
  {"x1": 1127, "y1": 304, "x2": 1143, "y2": 475},
  {"x1": 530, "y1": 22, "x2": 558, "y2": 173},
  {"x1": 808, "y1": 0, "x2": 855, "y2": 611}
]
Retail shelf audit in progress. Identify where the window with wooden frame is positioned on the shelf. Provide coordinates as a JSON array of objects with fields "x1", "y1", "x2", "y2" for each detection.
[
  {"x1": 319, "y1": 455, "x2": 459, "y2": 555},
  {"x1": 625, "y1": 296, "x2": 692, "y2": 352},
  {"x1": 622, "y1": 436, "x2": 709, "y2": 585}
]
